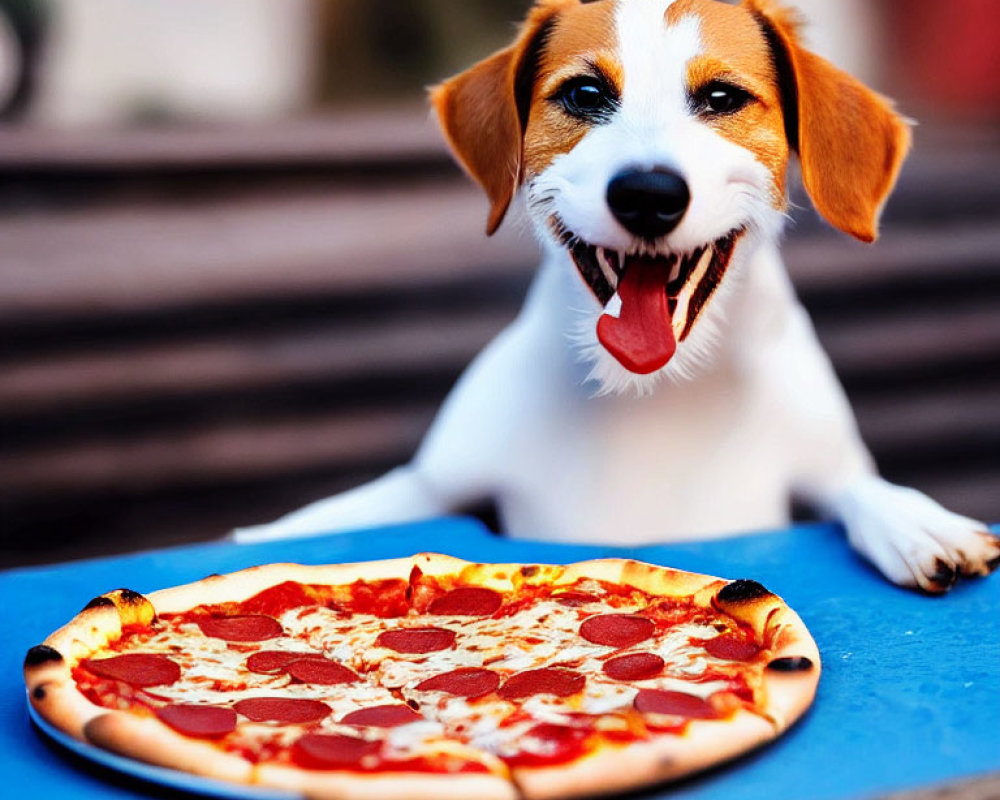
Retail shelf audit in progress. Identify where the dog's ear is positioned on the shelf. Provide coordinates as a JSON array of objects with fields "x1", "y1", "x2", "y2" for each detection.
[
  {"x1": 431, "y1": 11, "x2": 554, "y2": 235},
  {"x1": 747, "y1": 0, "x2": 912, "y2": 243}
]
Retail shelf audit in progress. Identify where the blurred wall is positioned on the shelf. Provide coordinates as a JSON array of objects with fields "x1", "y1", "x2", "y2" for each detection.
[
  {"x1": 19, "y1": 0, "x2": 892, "y2": 128},
  {"x1": 32, "y1": 0, "x2": 317, "y2": 126},
  {"x1": 792, "y1": 0, "x2": 879, "y2": 84}
]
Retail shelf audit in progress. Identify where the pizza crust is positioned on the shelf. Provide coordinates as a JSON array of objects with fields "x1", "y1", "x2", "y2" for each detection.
[
  {"x1": 255, "y1": 763, "x2": 517, "y2": 800},
  {"x1": 511, "y1": 709, "x2": 776, "y2": 800},
  {"x1": 25, "y1": 554, "x2": 821, "y2": 800},
  {"x1": 84, "y1": 712, "x2": 255, "y2": 785},
  {"x1": 510, "y1": 575, "x2": 821, "y2": 800}
]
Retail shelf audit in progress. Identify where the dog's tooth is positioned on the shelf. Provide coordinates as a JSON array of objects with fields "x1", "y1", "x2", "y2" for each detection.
[
  {"x1": 597, "y1": 248, "x2": 618, "y2": 287},
  {"x1": 674, "y1": 246, "x2": 718, "y2": 341},
  {"x1": 673, "y1": 284, "x2": 692, "y2": 339},
  {"x1": 698, "y1": 246, "x2": 713, "y2": 272},
  {"x1": 668, "y1": 254, "x2": 682, "y2": 284}
]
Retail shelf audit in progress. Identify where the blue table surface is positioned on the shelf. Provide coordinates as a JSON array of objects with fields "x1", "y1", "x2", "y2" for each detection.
[{"x1": 2, "y1": 518, "x2": 998, "y2": 800}]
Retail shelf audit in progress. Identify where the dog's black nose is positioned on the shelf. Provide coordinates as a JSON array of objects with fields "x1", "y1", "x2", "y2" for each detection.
[{"x1": 607, "y1": 168, "x2": 690, "y2": 239}]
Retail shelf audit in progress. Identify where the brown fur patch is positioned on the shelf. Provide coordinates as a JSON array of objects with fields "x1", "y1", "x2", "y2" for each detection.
[
  {"x1": 435, "y1": 0, "x2": 909, "y2": 242},
  {"x1": 745, "y1": 0, "x2": 911, "y2": 242},
  {"x1": 522, "y1": 0, "x2": 622, "y2": 179},
  {"x1": 668, "y1": 0, "x2": 790, "y2": 205}
]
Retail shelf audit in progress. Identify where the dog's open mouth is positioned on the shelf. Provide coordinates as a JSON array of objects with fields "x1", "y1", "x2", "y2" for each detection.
[{"x1": 555, "y1": 221, "x2": 745, "y2": 374}]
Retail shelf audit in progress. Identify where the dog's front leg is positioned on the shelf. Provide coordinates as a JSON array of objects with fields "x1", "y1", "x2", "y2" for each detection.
[
  {"x1": 231, "y1": 465, "x2": 452, "y2": 544},
  {"x1": 781, "y1": 306, "x2": 1000, "y2": 593},
  {"x1": 823, "y1": 476, "x2": 1000, "y2": 593}
]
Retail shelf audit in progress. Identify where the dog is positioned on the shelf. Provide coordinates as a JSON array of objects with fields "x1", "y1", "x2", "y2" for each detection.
[{"x1": 237, "y1": 0, "x2": 1000, "y2": 594}]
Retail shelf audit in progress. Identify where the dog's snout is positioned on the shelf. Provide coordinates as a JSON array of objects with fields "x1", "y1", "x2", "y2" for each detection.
[{"x1": 607, "y1": 168, "x2": 690, "y2": 239}]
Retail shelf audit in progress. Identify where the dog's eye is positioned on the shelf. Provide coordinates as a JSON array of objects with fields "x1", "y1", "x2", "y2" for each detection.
[
  {"x1": 694, "y1": 82, "x2": 754, "y2": 116},
  {"x1": 555, "y1": 77, "x2": 617, "y2": 121}
]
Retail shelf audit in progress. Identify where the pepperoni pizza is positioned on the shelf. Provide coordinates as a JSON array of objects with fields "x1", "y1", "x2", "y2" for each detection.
[{"x1": 24, "y1": 554, "x2": 820, "y2": 800}]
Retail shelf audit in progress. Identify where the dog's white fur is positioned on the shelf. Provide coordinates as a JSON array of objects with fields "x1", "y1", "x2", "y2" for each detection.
[{"x1": 238, "y1": 0, "x2": 999, "y2": 593}]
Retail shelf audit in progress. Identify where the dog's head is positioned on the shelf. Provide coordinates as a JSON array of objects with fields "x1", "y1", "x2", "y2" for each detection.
[{"x1": 432, "y1": 0, "x2": 910, "y2": 391}]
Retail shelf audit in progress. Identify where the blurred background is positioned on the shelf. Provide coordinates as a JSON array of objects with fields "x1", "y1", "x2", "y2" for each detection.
[{"x1": 1, "y1": 0, "x2": 997, "y2": 567}]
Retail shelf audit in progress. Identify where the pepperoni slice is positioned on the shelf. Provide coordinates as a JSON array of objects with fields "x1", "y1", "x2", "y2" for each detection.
[
  {"x1": 156, "y1": 705, "x2": 237, "y2": 738},
  {"x1": 602, "y1": 653, "x2": 665, "y2": 681},
  {"x1": 427, "y1": 587, "x2": 503, "y2": 616},
  {"x1": 286, "y1": 658, "x2": 359, "y2": 685},
  {"x1": 375, "y1": 627, "x2": 456, "y2": 654},
  {"x1": 234, "y1": 697, "x2": 331, "y2": 725},
  {"x1": 499, "y1": 668, "x2": 585, "y2": 700},
  {"x1": 293, "y1": 734, "x2": 380, "y2": 769},
  {"x1": 415, "y1": 668, "x2": 501, "y2": 698},
  {"x1": 82, "y1": 654, "x2": 181, "y2": 687},
  {"x1": 246, "y1": 651, "x2": 328, "y2": 675},
  {"x1": 197, "y1": 615, "x2": 282, "y2": 642},
  {"x1": 580, "y1": 614, "x2": 655, "y2": 648},
  {"x1": 704, "y1": 634, "x2": 761, "y2": 662},
  {"x1": 341, "y1": 705, "x2": 423, "y2": 728},
  {"x1": 634, "y1": 689, "x2": 719, "y2": 719},
  {"x1": 505, "y1": 723, "x2": 592, "y2": 767}
]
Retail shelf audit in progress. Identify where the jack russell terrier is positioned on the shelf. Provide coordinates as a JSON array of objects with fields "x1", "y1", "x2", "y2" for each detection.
[{"x1": 238, "y1": 0, "x2": 1000, "y2": 593}]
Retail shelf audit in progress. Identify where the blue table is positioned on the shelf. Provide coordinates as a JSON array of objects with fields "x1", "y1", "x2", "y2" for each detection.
[{"x1": 2, "y1": 519, "x2": 998, "y2": 799}]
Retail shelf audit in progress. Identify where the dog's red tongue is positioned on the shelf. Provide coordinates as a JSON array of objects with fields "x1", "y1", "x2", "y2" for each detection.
[{"x1": 597, "y1": 259, "x2": 676, "y2": 374}]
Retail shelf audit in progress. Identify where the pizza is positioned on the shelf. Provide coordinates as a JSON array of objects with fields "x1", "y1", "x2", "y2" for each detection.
[{"x1": 24, "y1": 554, "x2": 820, "y2": 800}]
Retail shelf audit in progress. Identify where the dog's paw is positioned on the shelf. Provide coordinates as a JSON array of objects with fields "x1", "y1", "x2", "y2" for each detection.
[{"x1": 835, "y1": 476, "x2": 1000, "y2": 594}]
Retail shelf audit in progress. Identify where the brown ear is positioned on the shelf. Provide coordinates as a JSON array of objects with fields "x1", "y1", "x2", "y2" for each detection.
[
  {"x1": 748, "y1": 0, "x2": 912, "y2": 243},
  {"x1": 431, "y1": 11, "x2": 555, "y2": 236}
]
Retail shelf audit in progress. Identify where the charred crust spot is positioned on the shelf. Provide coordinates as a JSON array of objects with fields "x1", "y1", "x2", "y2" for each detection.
[
  {"x1": 768, "y1": 657, "x2": 814, "y2": 673},
  {"x1": 32, "y1": 685, "x2": 47, "y2": 700},
  {"x1": 82, "y1": 596, "x2": 115, "y2": 612},
  {"x1": 717, "y1": 580, "x2": 771, "y2": 604},
  {"x1": 986, "y1": 553, "x2": 1000, "y2": 574},
  {"x1": 520, "y1": 565, "x2": 540, "y2": 578},
  {"x1": 25, "y1": 645, "x2": 63, "y2": 668},
  {"x1": 117, "y1": 589, "x2": 146, "y2": 605}
]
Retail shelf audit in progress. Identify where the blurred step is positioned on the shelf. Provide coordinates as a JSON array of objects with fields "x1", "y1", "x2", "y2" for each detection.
[
  {"x1": 0, "y1": 110, "x2": 445, "y2": 170},
  {"x1": 855, "y1": 383, "x2": 1000, "y2": 456},
  {"x1": 816, "y1": 304, "x2": 1000, "y2": 388},
  {"x1": 0, "y1": 310, "x2": 513, "y2": 421},
  {"x1": 0, "y1": 184, "x2": 535, "y2": 329},
  {"x1": 0, "y1": 404, "x2": 436, "y2": 501},
  {"x1": 1, "y1": 294, "x2": 995, "y2": 451},
  {"x1": 900, "y1": 469, "x2": 1000, "y2": 526},
  {"x1": 1, "y1": 195, "x2": 997, "y2": 333}
]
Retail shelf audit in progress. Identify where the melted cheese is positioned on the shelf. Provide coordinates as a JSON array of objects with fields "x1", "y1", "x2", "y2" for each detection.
[{"x1": 89, "y1": 587, "x2": 765, "y2": 768}]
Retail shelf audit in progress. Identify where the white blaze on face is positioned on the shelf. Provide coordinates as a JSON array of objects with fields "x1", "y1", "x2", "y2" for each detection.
[
  {"x1": 616, "y1": 0, "x2": 699, "y2": 139},
  {"x1": 536, "y1": 0, "x2": 700, "y2": 253},
  {"x1": 527, "y1": 0, "x2": 786, "y2": 392},
  {"x1": 614, "y1": 0, "x2": 770, "y2": 251}
]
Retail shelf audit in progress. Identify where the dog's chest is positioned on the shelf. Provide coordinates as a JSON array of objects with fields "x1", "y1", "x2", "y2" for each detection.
[{"x1": 498, "y1": 369, "x2": 792, "y2": 544}]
